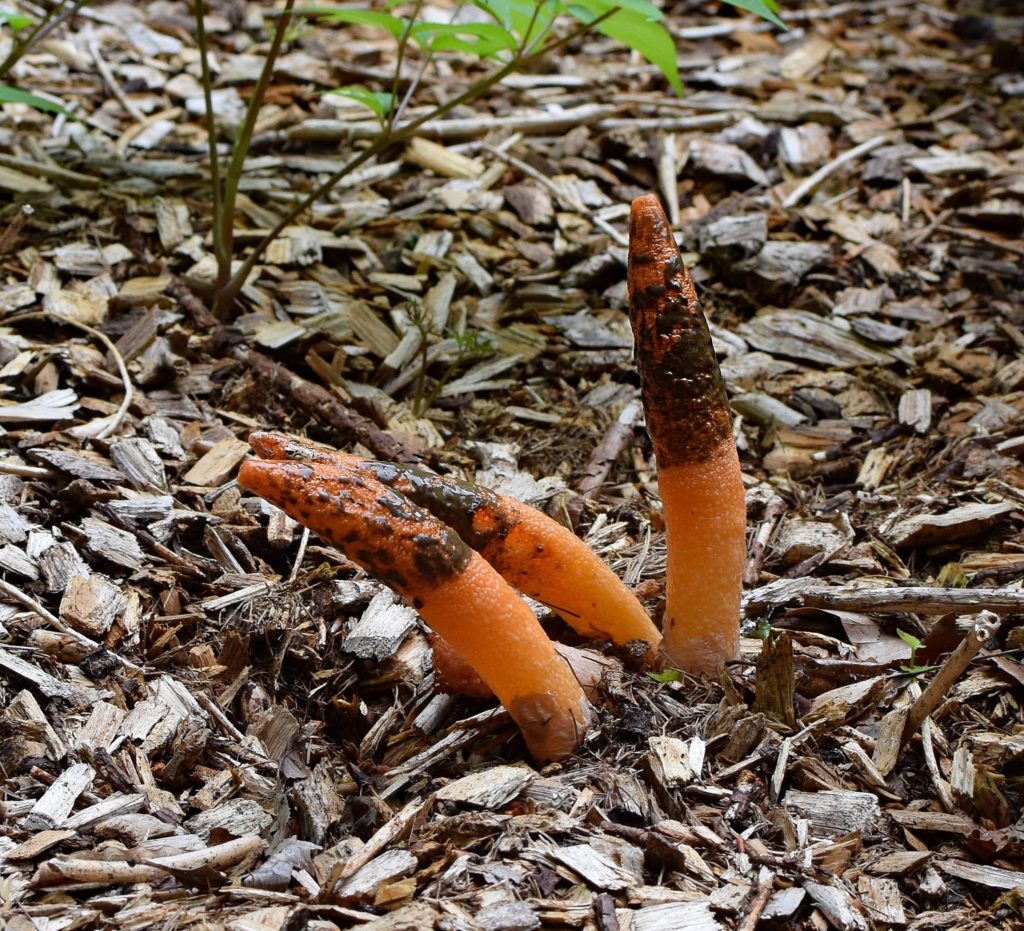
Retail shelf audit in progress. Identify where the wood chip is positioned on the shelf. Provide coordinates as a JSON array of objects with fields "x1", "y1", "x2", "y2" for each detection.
[{"x1": 182, "y1": 438, "x2": 250, "y2": 487}]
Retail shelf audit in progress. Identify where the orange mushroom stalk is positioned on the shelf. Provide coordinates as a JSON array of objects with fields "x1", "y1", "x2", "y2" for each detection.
[
  {"x1": 248, "y1": 431, "x2": 661, "y2": 660},
  {"x1": 627, "y1": 195, "x2": 746, "y2": 675},
  {"x1": 237, "y1": 455, "x2": 591, "y2": 762}
]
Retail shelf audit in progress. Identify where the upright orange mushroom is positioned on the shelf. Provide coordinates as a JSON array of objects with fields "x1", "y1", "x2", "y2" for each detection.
[{"x1": 627, "y1": 195, "x2": 746, "y2": 675}]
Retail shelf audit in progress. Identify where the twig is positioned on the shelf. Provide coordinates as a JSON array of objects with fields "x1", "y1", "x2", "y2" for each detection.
[
  {"x1": 233, "y1": 344, "x2": 425, "y2": 466},
  {"x1": 744, "y1": 494, "x2": 788, "y2": 587},
  {"x1": 0, "y1": 577, "x2": 141, "y2": 672},
  {"x1": 287, "y1": 526, "x2": 310, "y2": 584},
  {"x1": 172, "y1": 276, "x2": 419, "y2": 464},
  {"x1": 88, "y1": 39, "x2": 146, "y2": 122},
  {"x1": 7, "y1": 312, "x2": 133, "y2": 439},
  {"x1": 936, "y1": 224, "x2": 1024, "y2": 258},
  {"x1": 0, "y1": 204, "x2": 33, "y2": 255},
  {"x1": 657, "y1": 133, "x2": 680, "y2": 226},
  {"x1": 45, "y1": 835, "x2": 264, "y2": 885},
  {"x1": 746, "y1": 583, "x2": 1024, "y2": 616},
  {"x1": 782, "y1": 133, "x2": 892, "y2": 208},
  {"x1": 900, "y1": 612, "x2": 998, "y2": 746},
  {"x1": 574, "y1": 398, "x2": 642, "y2": 503},
  {"x1": 0, "y1": 460, "x2": 56, "y2": 479},
  {"x1": 287, "y1": 103, "x2": 619, "y2": 143},
  {"x1": 736, "y1": 867, "x2": 775, "y2": 931},
  {"x1": 97, "y1": 504, "x2": 208, "y2": 580}
]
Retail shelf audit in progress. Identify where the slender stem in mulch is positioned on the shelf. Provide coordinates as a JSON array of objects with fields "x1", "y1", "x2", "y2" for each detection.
[
  {"x1": 215, "y1": 0, "x2": 296, "y2": 301},
  {"x1": 212, "y1": 9, "x2": 617, "y2": 317},
  {"x1": 899, "y1": 612, "x2": 998, "y2": 747},
  {"x1": 384, "y1": 0, "x2": 425, "y2": 136},
  {"x1": 0, "y1": 0, "x2": 92, "y2": 79},
  {"x1": 192, "y1": 0, "x2": 225, "y2": 279},
  {"x1": 168, "y1": 278, "x2": 424, "y2": 464}
]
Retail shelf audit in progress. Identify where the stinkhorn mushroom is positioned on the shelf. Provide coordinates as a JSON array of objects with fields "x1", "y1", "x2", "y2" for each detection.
[
  {"x1": 627, "y1": 194, "x2": 746, "y2": 675},
  {"x1": 237, "y1": 455, "x2": 591, "y2": 762},
  {"x1": 248, "y1": 431, "x2": 661, "y2": 660}
]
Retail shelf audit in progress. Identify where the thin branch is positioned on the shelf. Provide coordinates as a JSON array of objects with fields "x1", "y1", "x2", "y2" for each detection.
[
  {"x1": 0, "y1": 0, "x2": 87, "y2": 79},
  {"x1": 746, "y1": 583, "x2": 1024, "y2": 617},
  {"x1": 193, "y1": 0, "x2": 225, "y2": 273},
  {"x1": 216, "y1": 0, "x2": 296, "y2": 309},
  {"x1": 8, "y1": 311, "x2": 134, "y2": 440},
  {"x1": 217, "y1": 7, "x2": 619, "y2": 314},
  {"x1": 386, "y1": 0, "x2": 424, "y2": 134},
  {"x1": 900, "y1": 613, "x2": 998, "y2": 746}
]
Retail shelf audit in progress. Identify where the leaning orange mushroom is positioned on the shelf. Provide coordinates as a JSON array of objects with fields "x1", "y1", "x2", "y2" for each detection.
[
  {"x1": 247, "y1": 431, "x2": 661, "y2": 661},
  {"x1": 237, "y1": 193, "x2": 746, "y2": 760},
  {"x1": 237, "y1": 455, "x2": 591, "y2": 763}
]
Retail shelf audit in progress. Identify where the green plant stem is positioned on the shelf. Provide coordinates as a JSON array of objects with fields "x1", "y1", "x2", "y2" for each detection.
[
  {"x1": 214, "y1": 8, "x2": 616, "y2": 317},
  {"x1": 193, "y1": 0, "x2": 225, "y2": 279},
  {"x1": 211, "y1": 0, "x2": 296, "y2": 316},
  {"x1": 0, "y1": 0, "x2": 90, "y2": 79},
  {"x1": 385, "y1": 0, "x2": 424, "y2": 134}
]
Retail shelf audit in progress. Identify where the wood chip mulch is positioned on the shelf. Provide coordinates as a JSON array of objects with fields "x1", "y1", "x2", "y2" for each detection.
[{"x1": 1, "y1": 0, "x2": 1023, "y2": 928}]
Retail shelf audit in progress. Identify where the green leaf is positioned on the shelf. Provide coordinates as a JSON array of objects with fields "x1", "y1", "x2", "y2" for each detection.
[
  {"x1": 0, "y1": 10, "x2": 33, "y2": 33},
  {"x1": 647, "y1": 668, "x2": 683, "y2": 683},
  {"x1": 570, "y1": 0, "x2": 663, "y2": 22},
  {"x1": 720, "y1": 0, "x2": 785, "y2": 30},
  {"x1": 326, "y1": 85, "x2": 395, "y2": 120},
  {"x1": 410, "y1": 20, "x2": 518, "y2": 58},
  {"x1": 475, "y1": 0, "x2": 557, "y2": 39},
  {"x1": 0, "y1": 84, "x2": 73, "y2": 116},
  {"x1": 568, "y1": 4, "x2": 682, "y2": 95},
  {"x1": 308, "y1": 7, "x2": 407, "y2": 38},
  {"x1": 896, "y1": 629, "x2": 923, "y2": 652}
]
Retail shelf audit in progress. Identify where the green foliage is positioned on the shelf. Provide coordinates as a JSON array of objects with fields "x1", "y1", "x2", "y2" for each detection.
[
  {"x1": 326, "y1": 85, "x2": 396, "y2": 121},
  {"x1": 310, "y1": 7, "x2": 408, "y2": 37},
  {"x1": 896, "y1": 628, "x2": 936, "y2": 676},
  {"x1": 0, "y1": 83, "x2": 72, "y2": 115},
  {"x1": 567, "y1": 0, "x2": 682, "y2": 94},
  {"x1": 719, "y1": 0, "x2": 784, "y2": 29},
  {"x1": 413, "y1": 327, "x2": 495, "y2": 415},
  {"x1": 206, "y1": 0, "x2": 786, "y2": 317},
  {"x1": 647, "y1": 667, "x2": 683, "y2": 683},
  {"x1": 0, "y1": 10, "x2": 33, "y2": 33},
  {"x1": 314, "y1": 0, "x2": 784, "y2": 102}
]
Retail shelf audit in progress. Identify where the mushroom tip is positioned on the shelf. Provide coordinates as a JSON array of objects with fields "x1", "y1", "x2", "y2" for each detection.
[
  {"x1": 237, "y1": 457, "x2": 311, "y2": 503},
  {"x1": 248, "y1": 430, "x2": 287, "y2": 460},
  {"x1": 628, "y1": 195, "x2": 672, "y2": 248}
]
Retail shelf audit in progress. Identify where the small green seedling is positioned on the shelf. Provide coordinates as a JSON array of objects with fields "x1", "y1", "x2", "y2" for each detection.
[
  {"x1": 897, "y1": 628, "x2": 938, "y2": 676},
  {"x1": 647, "y1": 667, "x2": 683, "y2": 684}
]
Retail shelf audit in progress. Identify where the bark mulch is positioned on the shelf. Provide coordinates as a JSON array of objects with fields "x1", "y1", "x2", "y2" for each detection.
[{"x1": 1, "y1": 0, "x2": 1023, "y2": 928}]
